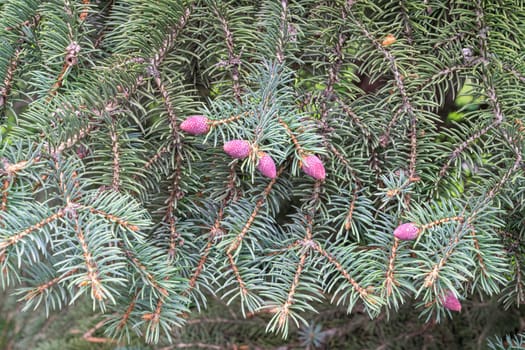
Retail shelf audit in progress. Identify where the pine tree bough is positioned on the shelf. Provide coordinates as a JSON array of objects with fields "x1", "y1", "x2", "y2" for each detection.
[{"x1": 0, "y1": 0, "x2": 523, "y2": 347}]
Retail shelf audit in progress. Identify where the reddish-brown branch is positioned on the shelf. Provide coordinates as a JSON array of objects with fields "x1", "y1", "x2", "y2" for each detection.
[
  {"x1": 438, "y1": 123, "x2": 497, "y2": 178},
  {"x1": 110, "y1": 118, "x2": 120, "y2": 191},
  {"x1": 47, "y1": 64, "x2": 70, "y2": 101},
  {"x1": 4, "y1": 14, "x2": 41, "y2": 32},
  {"x1": 51, "y1": 123, "x2": 97, "y2": 155},
  {"x1": 133, "y1": 145, "x2": 172, "y2": 180},
  {"x1": 226, "y1": 166, "x2": 284, "y2": 255},
  {"x1": 278, "y1": 118, "x2": 305, "y2": 157},
  {"x1": 423, "y1": 231, "x2": 461, "y2": 288},
  {"x1": 83, "y1": 320, "x2": 116, "y2": 344},
  {"x1": 466, "y1": 223, "x2": 487, "y2": 274},
  {"x1": 334, "y1": 96, "x2": 370, "y2": 136},
  {"x1": 420, "y1": 216, "x2": 464, "y2": 230},
  {"x1": 165, "y1": 150, "x2": 184, "y2": 258},
  {"x1": 0, "y1": 210, "x2": 65, "y2": 250},
  {"x1": 84, "y1": 206, "x2": 139, "y2": 232},
  {"x1": 0, "y1": 48, "x2": 21, "y2": 108},
  {"x1": 313, "y1": 242, "x2": 368, "y2": 297},
  {"x1": 186, "y1": 210, "x2": 226, "y2": 294},
  {"x1": 75, "y1": 221, "x2": 105, "y2": 300},
  {"x1": 275, "y1": 0, "x2": 288, "y2": 63},
  {"x1": 208, "y1": 111, "x2": 251, "y2": 127},
  {"x1": 227, "y1": 252, "x2": 248, "y2": 296},
  {"x1": 79, "y1": 0, "x2": 90, "y2": 21},
  {"x1": 353, "y1": 17, "x2": 419, "y2": 183},
  {"x1": 152, "y1": 72, "x2": 181, "y2": 145},
  {"x1": 385, "y1": 238, "x2": 400, "y2": 296},
  {"x1": 214, "y1": 7, "x2": 242, "y2": 103},
  {"x1": 150, "y1": 6, "x2": 193, "y2": 68},
  {"x1": 123, "y1": 248, "x2": 167, "y2": 296},
  {"x1": 142, "y1": 295, "x2": 165, "y2": 324},
  {"x1": 117, "y1": 289, "x2": 141, "y2": 329},
  {"x1": 344, "y1": 188, "x2": 358, "y2": 231},
  {"x1": 279, "y1": 250, "x2": 307, "y2": 327},
  {"x1": 23, "y1": 268, "x2": 78, "y2": 301},
  {"x1": 1, "y1": 179, "x2": 10, "y2": 212},
  {"x1": 187, "y1": 239, "x2": 214, "y2": 292}
]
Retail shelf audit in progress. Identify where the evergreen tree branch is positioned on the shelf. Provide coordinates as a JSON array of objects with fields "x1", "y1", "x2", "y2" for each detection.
[
  {"x1": 0, "y1": 209, "x2": 65, "y2": 251},
  {"x1": 82, "y1": 205, "x2": 139, "y2": 232},
  {"x1": 0, "y1": 47, "x2": 20, "y2": 108},
  {"x1": 350, "y1": 14, "x2": 419, "y2": 182},
  {"x1": 109, "y1": 118, "x2": 120, "y2": 192},
  {"x1": 22, "y1": 268, "x2": 78, "y2": 302},
  {"x1": 213, "y1": 4, "x2": 242, "y2": 104},
  {"x1": 226, "y1": 165, "x2": 285, "y2": 255},
  {"x1": 74, "y1": 220, "x2": 105, "y2": 301}
]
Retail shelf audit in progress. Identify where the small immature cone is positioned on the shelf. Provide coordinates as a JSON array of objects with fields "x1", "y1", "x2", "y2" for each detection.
[
  {"x1": 393, "y1": 222, "x2": 420, "y2": 240},
  {"x1": 301, "y1": 155, "x2": 326, "y2": 180},
  {"x1": 442, "y1": 291, "x2": 462, "y2": 312},
  {"x1": 223, "y1": 140, "x2": 251, "y2": 159},
  {"x1": 257, "y1": 153, "x2": 276, "y2": 178},
  {"x1": 180, "y1": 115, "x2": 209, "y2": 135}
]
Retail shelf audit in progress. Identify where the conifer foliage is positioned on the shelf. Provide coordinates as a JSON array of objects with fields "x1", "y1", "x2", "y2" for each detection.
[{"x1": 0, "y1": 0, "x2": 524, "y2": 346}]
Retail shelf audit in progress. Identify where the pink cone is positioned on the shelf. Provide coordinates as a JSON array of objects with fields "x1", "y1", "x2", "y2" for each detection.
[
  {"x1": 257, "y1": 153, "x2": 276, "y2": 178},
  {"x1": 223, "y1": 140, "x2": 251, "y2": 159},
  {"x1": 301, "y1": 155, "x2": 326, "y2": 180},
  {"x1": 442, "y1": 291, "x2": 462, "y2": 312},
  {"x1": 180, "y1": 115, "x2": 209, "y2": 135},
  {"x1": 393, "y1": 222, "x2": 420, "y2": 240}
]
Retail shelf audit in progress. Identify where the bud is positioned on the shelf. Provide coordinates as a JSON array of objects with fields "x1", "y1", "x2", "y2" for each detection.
[
  {"x1": 301, "y1": 155, "x2": 326, "y2": 180},
  {"x1": 442, "y1": 291, "x2": 462, "y2": 312},
  {"x1": 223, "y1": 140, "x2": 251, "y2": 159},
  {"x1": 180, "y1": 115, "x2": 209, "y2": 135},
  {"x1": 393, "y1": 222, "x2": 420, "y2": 240},
  {"x1": 257, "y1": 153, "x2": 276, "y2": 178}
]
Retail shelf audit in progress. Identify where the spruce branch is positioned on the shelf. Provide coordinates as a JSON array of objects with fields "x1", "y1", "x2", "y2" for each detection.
[
  {"x1": 0, "y1": 209, "x2": 65, "y2": 251},
  {"x1": 350, "y1": 14, "x2": 420, "y2": 182},
  {"x1": 109, "y1": 118, "x2": 120, "y2": 192},
  {"x1": 213, "y1": 4, "x2": 243, "y2": 104},
  {"x1": 503, "y1": 63, "x2": 525, "y2": 83},
  {"x1": 0, "y1": 47, "x2": 20, "y2": 108},
  {"x1": 74, "y1": 220, "x2": 105, "y2": 301},
  {"x1": 82, "y1": 206, "x2": 140, "y2": 232},
  {"x1": 226, "y1": 165, "x2": 285, "y2": 255},
  {"x1": 21, "y1": 268, "x2": 78, "y2": 303},
  {"x1": 314, "y1": 242, "x2": 369, "y2": 298},
  {"x1": 384, "y1": 238, "x2": 400, "y2": 297},
  {"x1": 275, "y1": 0, "x2": 288, "y2": 64}
]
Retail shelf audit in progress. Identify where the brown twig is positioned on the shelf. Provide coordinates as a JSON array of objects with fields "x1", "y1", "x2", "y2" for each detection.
[
  {"x1": 313, "y1": 242, "x2": 369, "y2": 297},
  {"x1": 83, "y1": 320, "x2": 116, "y2": 344},
  {"x1": 275, "y1": 0, "x2": 288, "y2": 63},
  {"x1": 352, "y1": 17, "x2": 419, "y2": 183},
  {"x1": 214, "y1": 6, "x2": 242, "y2": 103},
  {"x1": 110, "y1": 118, "x2": 120, "y2": 191},
  {"x1": 226, "y1": 165, "x2": 284, "y2": 255},
  {"x1": 0, "y1": 48, "x2": 21, "y2": 108},
  {"x1": 117, "y1": 290, "x2": 140, "y2": 329},
  {"x1": 384, "y1": 238, "x2": 400, "y2": 296},
  {"x1": 75, "y1": 220, "x2": 105, "y2": 300},
  {"x1": 0, "y1": 210, "x2": 65, "y2": 250},
  {"x1": 84, "y1": 206, "x2": 139, "y2": 231},
  {"x1": 23, "y1": 268, "x2": 78, "y2": 301},
  {"x1": 279, "y1": 216, "x2": 313, "y2": 327},
  {"x1": 79, "y1": 0, "x2": 90, "y2": 21}
]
